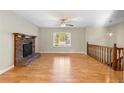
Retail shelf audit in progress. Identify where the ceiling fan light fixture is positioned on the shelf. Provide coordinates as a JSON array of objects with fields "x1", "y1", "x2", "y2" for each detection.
[{"x1": 60, "y1": 23, "x2": 66, "y2": 27}]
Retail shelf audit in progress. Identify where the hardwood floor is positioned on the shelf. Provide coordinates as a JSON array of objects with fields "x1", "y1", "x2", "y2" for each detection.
[{"x1": 0, "y1": 53, "x2": 123, "y2": 83}]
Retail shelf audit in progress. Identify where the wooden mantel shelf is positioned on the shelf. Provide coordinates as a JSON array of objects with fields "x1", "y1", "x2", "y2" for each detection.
[{"x1": 13, "y1": 33, "x2": 37, "y2": 38}]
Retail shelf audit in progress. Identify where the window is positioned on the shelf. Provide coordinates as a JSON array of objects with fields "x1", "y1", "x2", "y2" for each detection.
[{"x1": 53, "y1": 32, "x2": 71, "y2": 47}]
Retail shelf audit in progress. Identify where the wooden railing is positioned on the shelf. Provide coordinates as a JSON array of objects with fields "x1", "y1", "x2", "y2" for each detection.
[{"x1": 87, "y1": 42, "x2": 124, "y2": 71}]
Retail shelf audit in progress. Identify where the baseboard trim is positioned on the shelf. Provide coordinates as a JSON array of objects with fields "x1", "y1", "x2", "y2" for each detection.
[
  {"x1": 0, "y1": 65, "x2": 14, "y2": 74},
  {"x1": 40, "y1": 51, "x2": 85, "y2": 54}
]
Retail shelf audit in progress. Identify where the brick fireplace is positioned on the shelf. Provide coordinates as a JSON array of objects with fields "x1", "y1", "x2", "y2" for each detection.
[{"x1": 13, "y1": 33, "x2": 40, "y2": 66}]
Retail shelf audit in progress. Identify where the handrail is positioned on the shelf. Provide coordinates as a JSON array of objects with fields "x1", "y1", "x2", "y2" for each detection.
[
  {"x1": 88, "y1": 44, "x2": 112, "y2": 48},
  {"x1": 87, "y1": 42, "x2": 123, "y2": 71}
]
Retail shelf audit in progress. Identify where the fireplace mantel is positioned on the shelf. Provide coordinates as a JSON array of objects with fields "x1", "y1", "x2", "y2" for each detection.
[{"x1": 13, "y1": 33, "x2": 40, "y2": 66}]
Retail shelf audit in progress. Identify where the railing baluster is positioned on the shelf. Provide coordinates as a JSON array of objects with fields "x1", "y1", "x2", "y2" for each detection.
[
  {"x1": 87, "y1": 42, "x2": 123, "y2": 71},
  {"x1": 107, "y1": 48, "x2": 109, "y2": 64}
]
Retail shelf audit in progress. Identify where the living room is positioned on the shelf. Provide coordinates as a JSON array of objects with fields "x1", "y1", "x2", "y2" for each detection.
[
  {"x1": 0, "y1": 10, "x2": 123, "y2": 83},
  {"x1": 1, "y1": 0, "x2": 124, "y2": 92}
]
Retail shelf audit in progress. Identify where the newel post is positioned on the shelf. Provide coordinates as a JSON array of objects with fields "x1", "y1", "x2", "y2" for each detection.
[
  {"x1": 87, "y1": 42, "x2": 89, "y2": 55},
  {"x1": 112, "y1": 43, "x2": 117, "y2": 70}
]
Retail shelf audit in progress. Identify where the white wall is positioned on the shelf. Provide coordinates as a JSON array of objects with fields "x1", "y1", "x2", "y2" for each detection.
[
  {"x1": 39, "y1": 28, "x2": 85, "y2": 53},
  {"x1": 0, "y1": 11, "x2": 40, "y2": 72},
  {"x1": 85, "y1": 27, "x2": 117, "y2": 47},
  {"x1": 86, "y1": 27, "x2": 108, "y2": 45},
  {"x1": 85, "y1": 22, "x2": 124, "y2": 48},
  {"x1": 108, "y1": 22, "x2": 124, "y2": 47}
]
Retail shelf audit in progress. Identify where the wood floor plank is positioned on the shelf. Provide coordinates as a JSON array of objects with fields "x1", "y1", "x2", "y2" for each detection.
[{"x1": 0, "y1": 53, "x2": 123, "y2": 83}]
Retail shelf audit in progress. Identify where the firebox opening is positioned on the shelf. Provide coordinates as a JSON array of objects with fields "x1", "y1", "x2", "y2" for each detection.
[{"x1": 23, "y1": 42, "x2": 32, "y2": 57}]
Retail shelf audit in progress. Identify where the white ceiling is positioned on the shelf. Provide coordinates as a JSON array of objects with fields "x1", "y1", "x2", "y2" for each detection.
[{"x1": 13, "y1": 10, "x2": 124, "y2": 28}]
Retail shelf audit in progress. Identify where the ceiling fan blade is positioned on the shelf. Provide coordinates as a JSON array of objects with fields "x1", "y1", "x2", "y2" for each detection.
[{"x1": 66, "y1": 24, "x2": 74, "y2": 27}]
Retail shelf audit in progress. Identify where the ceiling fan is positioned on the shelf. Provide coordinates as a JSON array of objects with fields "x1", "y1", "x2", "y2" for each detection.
[{"x1": 60, "y1": 18, "x2": 74, "y2": 27}]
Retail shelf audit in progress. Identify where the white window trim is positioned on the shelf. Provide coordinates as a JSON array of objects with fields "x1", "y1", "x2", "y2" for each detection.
[{"x1": 53, "y1": 32, "x2": 71, "y2": 47}]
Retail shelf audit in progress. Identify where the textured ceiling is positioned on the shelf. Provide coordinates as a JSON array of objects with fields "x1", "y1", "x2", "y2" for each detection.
[{"x1": 13, "y1": 10, "x2": 124, "y2": 28}]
